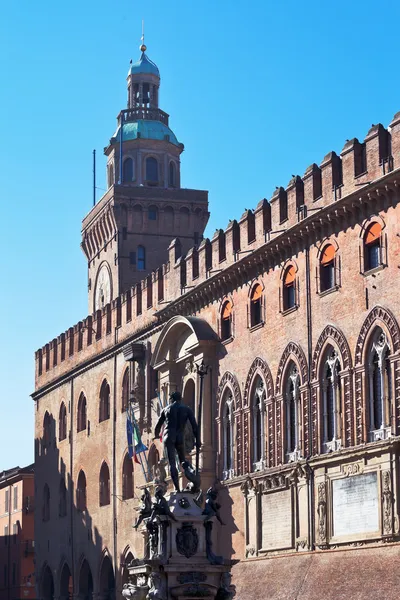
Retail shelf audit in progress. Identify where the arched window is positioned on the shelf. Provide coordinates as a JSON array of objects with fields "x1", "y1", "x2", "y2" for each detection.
[
  {"x1": 59, "y1": 403, "x2": 67, "y2": 442},
  {"x1": 368, "y1": 330, "x2": 391, "y2": 441},
  {"x1": 77, "y1": 393, "x2": 87, "y2": 433},
  {"x1": 123, "y1": 157, "x2": 134, "y2": 182},
  {"x1": 222, "y1": 393, "x2": 234, "y2": 480},
  {"x1": 146, "y1": 157, "x2": 158, "y2": 183},
  {"x1": 319, "y1": 244, "x2": 336, "y2": 292},
  {"x1": 76, "y1": 471, "x2": 87, "y2": 512},
  {"x1": 99, "y1": 463, "x2": 110, "y2": 506},
  {"x1": 252, "y1": 377, "x2": 265, "y2": 471},
  {"x1": 169, "y1": 162, "x2": 176, "y2": 187},
  {"x1": 99, "y1": 380, "x2": 110, "y2": 423},
  {"x1": 164, "y1": 206, "x2": 174, "y2": 231},
  {"x1": 147, "y1": 445, "x2": 160, "y2": 481},
  {"x1": 321, "y1": 349, "x2": 342, "y2": 452},
  {"x1": 107, "y1": 163, "x2": 114, "y2": 188},
  {"x1": 282, "y1": 265, "x2": 296, "y2": 311},
  {"x1": 42, "y1": 412, "x2": 51, "y2": 451},
  {"x1": 285, "y1": 364, "x2": 300, "y2": 462},
  {"x1": 42, "y1": 484, "x2": 50, "y2": 522},
  {"x1": 221, "y1": 301, "x2": 232, "y2": 341},
  {"x1": 250, "y1": 284, "x2": 263, "y2": 327},
  {"x1": 122, "y1": 368, "x2": 130, "y2": 412},
  {"x1": 364, "y1": 222, "x2": 382, "y2": 271},
  {"x1": 148, "y1": 205, "x2": 158, "y2": 221},
  {"x1": 137, "y1": 245, "x2": 146, "y2": 270},
  {"x1": 59, "y1": 478, "x2": 67, "y2": 518},
  {"x1": 122, "y1": 454, "x2": 134, "y2": 500}
]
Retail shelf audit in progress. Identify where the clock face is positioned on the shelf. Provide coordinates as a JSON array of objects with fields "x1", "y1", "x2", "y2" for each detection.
[{"x1": 94, "y1": 263, "x2": 112, "y2": 311}]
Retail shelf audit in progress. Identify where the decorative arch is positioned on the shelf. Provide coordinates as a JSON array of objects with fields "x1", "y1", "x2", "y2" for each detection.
[
  {"x1": 217, "y1": 371, "x2": 242, "y2": 418},
  {"x1": 355, "y1": 306, "x2": 400, "y2": 365},
  {"x1": 40, "y1": 563, "x2": 54, "y2": 600},
  {"x1": 316, "y1": 237, "x2": 339, "y2": 259},
  {"x1": 78, "y1": 558, "x2": 93, "y2": 600},
  {"x1": 243, "y1": 357, "x2": 273, "y2": 406},
  {"x1": 217, "y1": 371, "x2": 243, "y2": 477},
  {"x1": 359, "y1": 214, "x2": 386, "y2": 238},
  {"x1": 311, "y1": 324, "x2": 352, "y2": 380},
  {"x1": 276, "y1": 342, "x2": 308, "y2": 395},
  {"x1": 121, "y1": 548, "x2": 134, "y2": 588},
  {"x1": 59, "y1": 560, "x2": 72, "y2": 600},
  {"x1": 98, "y1": 552, "x2": 115, "y2": 600}
]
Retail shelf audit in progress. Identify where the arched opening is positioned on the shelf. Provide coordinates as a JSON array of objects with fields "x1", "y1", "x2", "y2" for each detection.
[
  {"x1": 122, "y1": 454, "x2": 134, "y2": 500},
  {"x1": 122, "y1": 368, "x2": 130, "y2": 412},
  {"x1": 285, "y1": 362, "x2": 300, "y2": 462},
  {"x1": 59, "y1": 478, "x2": 67, "y2": 518},
  {"x1": 59, "y1": 563, "x2": 72, "y2": 600},
  {"x1": 42, "y1": 484, "x2": 50, "y2": 522},
  {"x1": 99, "y1": 463, "x2": 110, "y2": 506},
  {"x1": 364, "y1": 222, "x2": 382, "y2": 272},
  {"x1": 222, "y1": 391, "x2": 234, "y2": 480},
  {"x1": 169, "y1": 161, "x2": 176, "y2": 187},
  {"x1": 221, "y1": 301, "x2": 232, "y2": 341},
  {"x1": 146, "y1": 157, "x2": 158, "y2": 183},
  {"x1": 250, "y1": 284, "x2": 262, "y2": 327},
  {"x1": 99, "y1": 380, "x2": 110, "y2": 423},
  {"x1": 42, "y1": 411, "x2": 51, "y2": 452},
  {"x1": 282, "y1": 265, "x2": 296, "y2": 311},
  {"x1": 251, "y1": 376, "x2": 265, "y2": 470},
  {"x1": 59, "y1": 402, "x2": 67, "y2": 441},
  {"x1": 121, "y1": 552, "x2": 134, "y2": 589},
  {"x1": 367, "y1": 328, "x2": 391, "y2": 440},
  {"x1": 320, "y1": 347, "x2": 342, "y2": 452},
  {"x1": 41, "y1": 565, "x2": 54, "y2": 600},
  {"x1": 99, "y1": 555, "x2": 115, "y2": 600},
  {"x1": 137, "y1": 245, "x2": 146, "y2": 271},
  {"x1": 77, "y1": 393, "x2": 87, "y2": 433},
  {"x1": 76, "y1": 470, "x2": 87, "y2": 512},
  {"x1": 78, "y1": 560, "x2": 93, "y2": 600},
  {"x1": 122, "y1": 157, "x2": 134, "y2": 182},
  {"x1": 320, "y1": 244, "x2": 336, "y2": 292}
]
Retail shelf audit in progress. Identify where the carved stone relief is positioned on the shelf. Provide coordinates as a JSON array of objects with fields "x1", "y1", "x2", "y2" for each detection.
[
  {"x1": 382, "y1": 470, "x2": 393, "y2": 536},
  {"x1": 317, "y1": 482, "x2": 327, "y2": 547}
]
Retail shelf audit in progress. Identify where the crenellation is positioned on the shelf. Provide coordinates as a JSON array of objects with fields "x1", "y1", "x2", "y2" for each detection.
[
  {"x1": 319, "y1": 151, "x2": 342, "y2": 207},
  {"x1": 303, "y1": 163, "x2": 322, "y2": 204},
  {"x1": 238, "y1": 210, "x2": 256, "y2": 254},
  {"x1": 254, "y1": 198, "x2": 271, "y2": 239},
  {"x1": 270, "y1": 186, "x2": 287, "y2": 229},
  {"x1": 225, "y1": 219, "x2": 241, "y2": 264},
  {"x1": 364, "y1": 123, "x2": 391, "y2": 181},
  {"x1": 286, "y1": 175, "x2": 304, "y2": 225},
  {"x1": 389, "y1": 111, "x2": 400, "y2": 168}
]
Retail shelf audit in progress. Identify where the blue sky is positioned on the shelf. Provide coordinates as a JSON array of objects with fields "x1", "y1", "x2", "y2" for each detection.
[{"x1": 0, "y1": 0, "x2": 399, "y2": 468}]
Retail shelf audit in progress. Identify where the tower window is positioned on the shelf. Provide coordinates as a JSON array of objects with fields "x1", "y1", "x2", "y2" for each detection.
[
  {"x1": 320, "y1": 244, "x2": 336, "y2": 292},
  {"x1": 282, "y1": 266, "x2": 296, "y2": 311},
  {"x1": 364, "y1": 222, "x2": 382, "y2": 272},
  {"x1": 138, "y1": 246, "x2": 146, "y2": 270},
  {"x1": 148, "y1": 206, "x2": 158, "y2": 221},
  {"x1": 59, "y1": 402, "x2": 67, "y2": 442},
  {"x1": 169, "y1": 162, "x2": 176, "y2": 187},
  {"x1": 123, "y1": 158, "x2": 134, "y2": 182},
  {"x1": 146, "y1": 157, "x2": 158, "y2": 183},
  {"x1": 77, "y1": 393, "x2": 87, "y2": 433}
]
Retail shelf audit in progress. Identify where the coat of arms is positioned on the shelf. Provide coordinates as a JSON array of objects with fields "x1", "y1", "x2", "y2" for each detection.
[{"x1": 176, "y1": 523, "x2": 198, "y2": 558}]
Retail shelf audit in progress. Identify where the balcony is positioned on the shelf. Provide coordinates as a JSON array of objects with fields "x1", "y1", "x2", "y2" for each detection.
[
  {"x1": 369, "y1": 426, "x2": 391, "y2": 442},
  {"x1": 119, "y1": 107, "x2": 169, "y2": 127}
]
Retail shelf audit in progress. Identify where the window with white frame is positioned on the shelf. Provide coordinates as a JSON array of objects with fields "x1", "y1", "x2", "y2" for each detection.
[
  {"x1": 222, "y1": 393, "x2": 234, "y2": 480},
  {"x1": 285, "y1": 364, "x2": 301, "y2": 462},
  {"x1": 368, "y1": 330, "x2": 392, "y2": 441},
  {"x1": 321, "y1": 349, "x2": 342, "y2": 453},
  {"x1": 252, "y1": 377, "x2": 265, "y2": 471}
]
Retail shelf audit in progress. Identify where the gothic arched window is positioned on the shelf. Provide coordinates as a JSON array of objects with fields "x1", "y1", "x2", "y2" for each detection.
[
  {"x1": 42, "y1": 412, "x2": 51, "y2": 452},
  {"x1": 222, "y1": 393, "x2": 234, "y2": 480},
  {"x1": 59, "y1": 478, "x2": 67, "y2": 518},
  {"x1": 122, "y1": 454, "x2": 134, "y2": 500},
  {"x1": 59, "y1": 402, "x2": 67, "y2": 442},
  {"x1": 77, "y1": 393, "x2": 87, "y2": 433},
  {"x1": 282, "y1": 266, "x2": 296, "y2": 311},
  {"x1": 285, "y1": 364, "x2": 300, "y2": 462},
  {"x1": 123, "y1": 158, "x2": 134, "y2": 182},
  {"x1": 137, "y1": 246, "x2": 146, "y2": 271},
  {"x1": 76, "y1": 470, "x2": 87, "y2": 512},
  {"x1": 250, "y1": 284, "x2": 263, "y2": 328},
  {"x1": 364, "y1": 222, "x2": 382, "y2": 272},
  {"x1": 321, "y1": 349, "x2": 342, "y2": 452},
  {"x1": 252, "y1": 377, "x2": 265, "y2": 471},
  {"x1": 368, "y1": 330, "x2": 391, "y2": 441},
  {"x1": 99, "y1": 463, "x2": 110, "y2": 506},
  {"x1": 122, "y1": 368, "x2": 130, "y2": 413},
  {"x1": 146, "y1": 157, "x2": 158, "y2": 183},
  {"x1": 319, "y1": 244, "x2": 336, "y2": 292},
  {"x1": 169, "y1": 162, "x2": 176, "y2": 187},
  {"x1": 221, "y1": 301, "x2": 232, "y2": 341},
  {"x1": 99, "y1": 380, "x2": 110, "y2": 423},
  {"x1": 42, "y1": 484, "x2": 50, "y2": 522}
]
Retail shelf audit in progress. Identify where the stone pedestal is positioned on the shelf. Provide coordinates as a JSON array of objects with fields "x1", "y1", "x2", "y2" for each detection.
[{"x1": 124, "y1": 491, "x2": 234, "y2": 600}]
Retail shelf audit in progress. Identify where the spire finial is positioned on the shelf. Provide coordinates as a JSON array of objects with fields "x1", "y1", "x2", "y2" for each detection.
[{"x1": 140, "y1": 19, "x2": 146, "y2": 52}]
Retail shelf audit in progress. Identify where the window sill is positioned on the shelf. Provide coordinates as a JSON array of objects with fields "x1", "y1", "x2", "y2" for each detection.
[
  {"x1": 221, "y1": 336, "x2": 234, "y2": 346},
  {"x1": 249, "y1": 321, "x2": 264, "y2": 332},
  {"x1": 281, "y1": 305, "x2": 299, "y2": 316},
  {"x1": 318, "y1": 285, "x2": 340, "y2": 298},
  {"x1": 362, "y1": 264, "x2": 386, "y2": 277}
]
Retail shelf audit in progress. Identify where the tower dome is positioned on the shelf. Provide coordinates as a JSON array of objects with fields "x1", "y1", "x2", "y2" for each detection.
[{"x1": 129, "y1": 51, "x2": 160, "y2": 78}]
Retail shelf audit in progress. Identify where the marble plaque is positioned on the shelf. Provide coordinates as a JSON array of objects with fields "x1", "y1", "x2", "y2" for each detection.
[
  {"x1": 332, "y1": 472, "x2": 379, "y2": 537},
  {"x1": 261, "y1": 488, "x2": 292, "y2": 550}
]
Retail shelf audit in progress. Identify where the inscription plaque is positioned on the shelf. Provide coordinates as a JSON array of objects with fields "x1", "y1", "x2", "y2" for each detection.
[
  {"x1": 261, "y1": 488, "x2": 292, "y2": 550},
  {"x1": 332, "y1": 472, "x2": 379, "y2": 537}
]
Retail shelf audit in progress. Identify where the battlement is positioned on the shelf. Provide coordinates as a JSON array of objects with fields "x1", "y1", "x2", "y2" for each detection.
[{"x1": 35, "y1": 110, "x2": 400, "y2": 388}]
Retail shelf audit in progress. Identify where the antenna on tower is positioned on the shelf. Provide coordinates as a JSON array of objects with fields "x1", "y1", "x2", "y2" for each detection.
[{"x1": 140, "y1": 19, "x2": 146, "y2": 52}]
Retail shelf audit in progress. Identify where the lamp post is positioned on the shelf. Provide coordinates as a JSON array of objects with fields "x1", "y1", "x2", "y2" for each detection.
[{"x1": 195, "y1": 361, "x2": 209, "y2": 477}]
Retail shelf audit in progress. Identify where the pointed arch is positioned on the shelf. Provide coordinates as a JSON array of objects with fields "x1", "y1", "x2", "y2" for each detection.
[
  {"x1": 121, "y1": 548, "x2": 134, "y2": 588},
  {"x1": 217, "y1": 371, "x2": 242, "y2": 418},
  {"x1": 122, "y1": 453, "x2": 134, "y2": 500},
  {"x1": 355, "y1": 305, "x2": 400, "y2": 365},
  {"x1": 59, "y1": 402, "x2": 67, "y2": 441},
  {"x1": 243, "y1": 358, "x2": 273, "y2": 407},
  {"x1": 59, "y1": 561, "x2": 72, "y2": 600},
  {"x1": 217, "y1": 371, "x2": 243, "y2": 477},
  {"x1": 311, "y1": 324, "x2": 352, "y2": 380},
  {"x1": 121, "y1": 367, "x2": 130, "y2": 412},
  {"x1": 98, "y1": 552, "x2": 115, "y2": 600},
  {"x1": 78, "y1": 558, "x2": 93, "y2": 600},
  {"x1": 276, "y1": 342, "x2": 308, "y2": 396},
  {"x1": 99, "y1": 462, "x2": 110, "y2": 506},
  {"x1": 40, "y1": 564, "x2": 54, "y2": 600}
]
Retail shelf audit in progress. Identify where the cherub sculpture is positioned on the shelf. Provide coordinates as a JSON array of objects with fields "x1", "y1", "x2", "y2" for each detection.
[
  {"x1": 149, "y1": 487, "x2": 177, "y2": 522},
  {"x1": 133, "y1": 488, "x2": 151, "y2": 530},
  {"x1": 202, "y1": 487, "x2": 225, "y2": 525}
]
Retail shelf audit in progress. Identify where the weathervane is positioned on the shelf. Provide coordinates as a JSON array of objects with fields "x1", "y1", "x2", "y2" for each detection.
[{"x1": 140, "y1": 19, "x2": 146, "y2": 52}]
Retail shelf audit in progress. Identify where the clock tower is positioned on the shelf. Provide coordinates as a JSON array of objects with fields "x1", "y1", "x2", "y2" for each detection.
[{"x1": 81, "y1": 42, "x2": 209, "y2": 312}]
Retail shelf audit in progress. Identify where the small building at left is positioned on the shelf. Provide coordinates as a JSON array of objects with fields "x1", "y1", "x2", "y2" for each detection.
[{"x1": 0, "y1": 465, "x2": 35, "y2": 600}]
